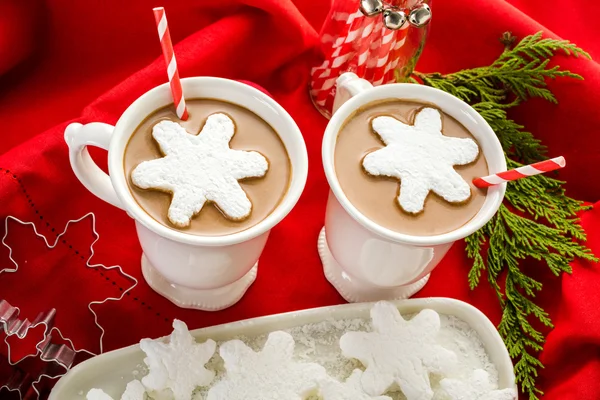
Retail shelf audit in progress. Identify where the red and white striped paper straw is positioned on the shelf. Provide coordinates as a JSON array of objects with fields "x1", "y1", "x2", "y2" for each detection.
[
  {"x1": 383, "y1": 25, "x2": 410, "y2": 84},
  {"x1": 353, "y1": 17, "x2": 378, "y2": 79},
  {"x1": 473, "y1": 156, "x2": 566, "y2": 188},
  {"x1": 310, "y1": 9, "x2": 365, "y2": 111},
  {"x1": 153, "y1": 7, "x2": 188, "y2": 120},
  {"x1": 309, "y1": 11, "x2": 414, "y2": 115},
  {"x1": 371, "y1": 24, "x2": 395, "y2": 86}
]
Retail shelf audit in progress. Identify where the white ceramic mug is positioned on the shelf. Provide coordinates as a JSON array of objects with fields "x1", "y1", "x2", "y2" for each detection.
[
  {"x1": 319, "y1": 72, "x2": 507, "y2": 303},
  {"x1": 65, "y1": 77, "x2": 308, "y2": 311}
]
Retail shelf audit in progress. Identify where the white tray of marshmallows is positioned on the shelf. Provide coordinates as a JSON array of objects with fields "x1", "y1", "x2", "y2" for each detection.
[{"x1": 50, "y1": 298, "x2": 517, "y2": 400}]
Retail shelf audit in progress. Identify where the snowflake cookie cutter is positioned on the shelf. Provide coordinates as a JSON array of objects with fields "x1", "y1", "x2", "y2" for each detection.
[
  {"x1": 1, "y1": 299, "x2": 95, "y2": 399},
  {"x1": 0, "y1": 212, "x2": 139, "y2": 399}
]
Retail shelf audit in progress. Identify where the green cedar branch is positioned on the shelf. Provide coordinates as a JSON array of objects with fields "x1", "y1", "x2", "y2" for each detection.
[{"x1": 412, "y1": 32, "x2": 597, "y2": 400}]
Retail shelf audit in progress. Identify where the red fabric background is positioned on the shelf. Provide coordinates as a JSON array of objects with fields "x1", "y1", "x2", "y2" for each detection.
[{"x1": 0, "y1": 0, "x2": 599, "y2": 398}]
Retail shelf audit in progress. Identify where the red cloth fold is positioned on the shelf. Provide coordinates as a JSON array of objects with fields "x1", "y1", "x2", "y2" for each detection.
[{"x1": 0, "y1": 0, "x2": 598, "y2": 398}]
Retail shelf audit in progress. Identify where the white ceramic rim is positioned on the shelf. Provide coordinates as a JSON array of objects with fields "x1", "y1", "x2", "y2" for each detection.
[
  {"x1": 322, "y1": 83, "x2": 507, "y2": 246},
  {"x1": 108, "y1": 77, "x2": 308, "y2": 246}
]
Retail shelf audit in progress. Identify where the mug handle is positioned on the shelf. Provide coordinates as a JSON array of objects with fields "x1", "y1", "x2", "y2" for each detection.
[
  {"x1": 64, "y1": 122, "x2": 124, "y2": 210},
  {"x1": 332, "y1": 72, "x2": 374, "y2": 115}
]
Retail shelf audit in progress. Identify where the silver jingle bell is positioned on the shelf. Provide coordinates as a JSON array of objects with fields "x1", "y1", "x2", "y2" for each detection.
[
  {"x1": 408, "y1": 3, "x2": 432, "y2": 28},
  {"x1": 383, "y1": 9, "x2": 407, "y2": 30},
  {"x1": 359, "y1": 0, "x2": 384, "y2": 17}
]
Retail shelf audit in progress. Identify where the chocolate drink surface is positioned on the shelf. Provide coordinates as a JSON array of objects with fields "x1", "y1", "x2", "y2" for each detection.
[
  {"x1": 124, "y1": 99, "x2": 291, "y2": 236},
  {"x1": 335, "y1": 100, "x2": 489, "y2": 236}
]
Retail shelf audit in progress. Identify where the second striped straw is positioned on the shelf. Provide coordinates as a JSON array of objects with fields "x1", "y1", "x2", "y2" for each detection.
[{"x1": 473, "y1": 157, "x2": 567, "y2": 188}]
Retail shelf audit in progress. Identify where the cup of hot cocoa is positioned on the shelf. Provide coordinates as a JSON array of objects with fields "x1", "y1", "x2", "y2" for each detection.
[
  {"x1": 65, "y1": 77, "x2": 308, "y2": 311},
  {"x1": 320, "y1": 72, "x2": 507, "y2": 303}
]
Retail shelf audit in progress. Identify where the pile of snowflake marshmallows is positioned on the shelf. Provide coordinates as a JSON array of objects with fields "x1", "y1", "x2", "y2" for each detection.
[{"x1": 86, "y1": 301, "x2": 516, "y2": 400}]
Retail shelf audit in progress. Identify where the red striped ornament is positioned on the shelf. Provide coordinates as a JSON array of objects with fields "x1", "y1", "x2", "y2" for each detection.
[
  {"x1": 153, "y1": 7, "x2": 188, "y2": 121},
  {"x1": 473, "y1": 156, "x2": 566, "y2": 188}
]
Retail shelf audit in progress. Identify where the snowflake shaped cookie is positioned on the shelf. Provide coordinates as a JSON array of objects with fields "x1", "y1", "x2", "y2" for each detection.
[
  {"x1": 132, "y1": 114, "x2": 269, "y2": 227},
  {"x1": 320, "y1": 369, "x2": 392, "y2": 400},
  {"x1": 362, "y1": 108, "x2": 480, "y2": 213},
  {"x1": 207, "y1": 331, "x2": 327, "y2": 400},
  {"x1": 439, "y1": 369, "x2": 516, "y2": 400},
  {"x1": 339, "y1": 301, "x2": 457, "y2": 400},
  {"x1": 139, "y1": 319, "x2": 216, "y2": 400},
  {"x1": 86, "y1": 380, "x2": 146, "y2": 400}
]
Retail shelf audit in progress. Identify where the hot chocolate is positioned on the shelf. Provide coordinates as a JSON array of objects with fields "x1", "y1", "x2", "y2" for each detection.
[
  {"x1": 124, "y1": 99, "x2": 291, "y2": 236},
  {"x1": 335, "y1": 100, "x2": 489, "y2": 236}
]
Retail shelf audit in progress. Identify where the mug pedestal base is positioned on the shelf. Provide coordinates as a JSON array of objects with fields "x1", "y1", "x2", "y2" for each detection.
[
  {"x1": 141, "y1": 254, "x2": 258, "y2": 311},
  {"x1": 318, "y1": 227, "x2": 429, "y2": 303}
]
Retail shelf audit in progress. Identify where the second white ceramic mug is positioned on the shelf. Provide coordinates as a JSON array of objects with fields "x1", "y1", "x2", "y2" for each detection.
[
  {"x1": 319, "y1": 72, "x2": 507, "y2": 302},
  {"x1": 65, "y1": 77, "x2": 308, "y2": 311}
]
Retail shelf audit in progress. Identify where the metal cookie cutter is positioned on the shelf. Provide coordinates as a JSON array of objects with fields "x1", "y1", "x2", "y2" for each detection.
[
  {"x1": 0, "y1": 213, "x2": 139, "y2": 399},
  {"x1": 1, "y1": 299, "x2": 95, "y2": 399}
]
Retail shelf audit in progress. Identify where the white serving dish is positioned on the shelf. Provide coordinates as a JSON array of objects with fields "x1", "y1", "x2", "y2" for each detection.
[{"x1": 49, "y1": 298, "x2": 516, "y2": 399}]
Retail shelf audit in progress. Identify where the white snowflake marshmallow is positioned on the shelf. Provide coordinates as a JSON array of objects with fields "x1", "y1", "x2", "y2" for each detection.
[
  {"x1": 207, "y1": 331, "x2": 327, "y2": 400},
  {"x1": 362, "y1": 107, "x2": 480, "y2": 214},
  {"x1": 339, "y1": 301, "x2": 457, "y2": 400},
  {"x1": 120, "y1": 380, "x2": 146, "y2": 400},
  {"x1": 140, "y1": 319, "x2": 216, "y2": 400},
  {"x1": 131, "y1": 114, "x2": 269, "y2": 227},
  {"x1": 320, "y1": 369, "x2": 392, "y2": 400},
  {"x1": 86, "y1": 389, "x2": 113, "y2": 400},
  {"x1": 439, "y1": 369, "x2": 517, "y2": 400},
  {"x1": 86, "y1": 380, "x2": 146, "y2": 400}
]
